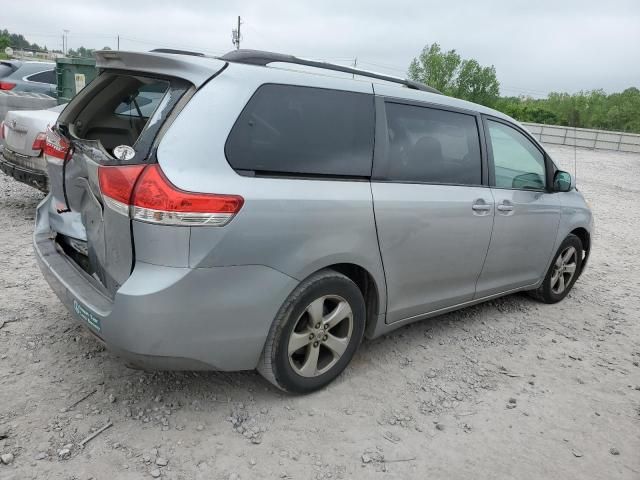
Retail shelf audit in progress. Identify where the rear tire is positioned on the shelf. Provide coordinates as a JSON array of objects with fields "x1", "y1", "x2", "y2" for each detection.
[
  {"x1": 257, "y1": 269, "x2": 365, "y2": 394},
  {"x1": 529, "y1": 234, "x2": 583, "y2": 304}
]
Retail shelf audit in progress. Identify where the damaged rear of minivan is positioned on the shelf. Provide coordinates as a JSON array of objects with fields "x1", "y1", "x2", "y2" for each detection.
[
  {"x1": 33, "y1": 51, "x2": 256, "y2": 369},
  {"x1": 45, "y1": 72, "x2": 187, "y2": 295}
]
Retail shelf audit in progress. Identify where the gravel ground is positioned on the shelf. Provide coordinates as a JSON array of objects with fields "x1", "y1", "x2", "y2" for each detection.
[{"x1": 0, "y1": 144, "x2": 638, "y2": 480}]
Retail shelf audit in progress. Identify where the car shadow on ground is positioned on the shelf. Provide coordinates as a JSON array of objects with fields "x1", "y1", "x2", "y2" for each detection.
[{"x1": 75, "y1": 290, "x2": 541, "y2": 402}]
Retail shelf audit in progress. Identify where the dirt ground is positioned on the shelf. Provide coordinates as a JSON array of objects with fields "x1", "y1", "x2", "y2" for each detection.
[{"x1": 0, "y1": 144, "x2": 638, "y2": 480}]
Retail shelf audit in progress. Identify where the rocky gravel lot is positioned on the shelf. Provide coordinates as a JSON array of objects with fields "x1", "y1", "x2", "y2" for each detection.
[{"x1": 0, "y1": 144, "x2": 639, "y2": 480}]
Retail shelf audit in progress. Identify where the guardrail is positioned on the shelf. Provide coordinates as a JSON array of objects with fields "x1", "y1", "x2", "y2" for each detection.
[{"x1": 522, "y1": 122, "x2": 640, "y2": 153}]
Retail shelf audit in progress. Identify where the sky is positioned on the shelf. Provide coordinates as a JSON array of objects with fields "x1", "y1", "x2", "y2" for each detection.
[{"x1": 3, "y1": 0, "x2": 640, "y2": 97}]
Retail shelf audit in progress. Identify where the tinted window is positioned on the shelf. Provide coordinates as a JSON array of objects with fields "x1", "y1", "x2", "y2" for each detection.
[
  {"x1": 0, "y1": 65, "x2": 15, "y2": 78},
  {"x1": 487, "y1": 120, "x2": 546, "y2": 190},
  {"x1": 27, "y1": 69, "x2": 56, "y2": 84},
  {"x1": 384, "y1": 102, "x2": 482, "y2": 185},
  {"x1": 226, "y1": 84, "x2": 374, "y2": 177}
]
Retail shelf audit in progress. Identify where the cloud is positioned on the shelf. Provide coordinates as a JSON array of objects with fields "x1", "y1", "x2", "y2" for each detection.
[{"x1": 3, "y1": 0, "x2": 639, "y2": 95}]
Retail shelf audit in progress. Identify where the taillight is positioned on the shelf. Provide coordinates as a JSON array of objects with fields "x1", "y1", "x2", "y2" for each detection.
[
  {"x1": 0, "y1": 82, "x2": 16, "y2": 90},
  {"x1": 44, "y1": 128, "x2": 70, "y2": 161},
  {"x1": 98, "y1": 164, "x2": 146, "y2": 216},
  {"x1": 99, "y1": 164, "x2": 244, "y2": 226},
  {"x1": 0, "y1": 121, "x2": 4, "y2": 140},
  {"x1": 32, "y1": 132, "x2": 47, "y2": 151}
]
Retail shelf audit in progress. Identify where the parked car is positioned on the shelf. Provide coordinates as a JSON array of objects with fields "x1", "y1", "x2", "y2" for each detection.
[
  {"x1": 0, "y1": 104, "x2": 65, "y2": 191},
  {"x1": 0, "y1": 60, "x2": 21, "y2": 80},
  {"x1": 34, "y1": 49, "x2": 593, "y2": 393},
  {"x1": 0, "y1": 61, "x2": 57, "y2": 97}
]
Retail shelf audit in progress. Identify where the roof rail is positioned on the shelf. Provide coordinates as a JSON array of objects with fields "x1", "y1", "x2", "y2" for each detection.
[
  {"x1": 150, "y1": 48, "x2": 205, "y2": 57},
  {"x1": 218, "y1": 49, "x2": 441, "y2": 94}
]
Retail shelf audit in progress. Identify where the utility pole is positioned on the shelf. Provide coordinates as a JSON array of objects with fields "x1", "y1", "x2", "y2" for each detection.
[
  {"x1": 232, "y1": 16, "x2": 242, "y2": 50},
  {"x1": 353, "y1": 57, "x2": 357, "y2": 78},
  {"x1": 63, "y1": 29, "x2": 70, "y2": 56},
  {"x1": 117, "y1": 35, "x2": 120, "y2": 50}
]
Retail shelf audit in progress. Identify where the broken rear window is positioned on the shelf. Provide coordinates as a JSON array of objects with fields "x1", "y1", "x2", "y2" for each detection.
[{"x1": 58, "y1": 73, "x2": 191, "y2": 164}]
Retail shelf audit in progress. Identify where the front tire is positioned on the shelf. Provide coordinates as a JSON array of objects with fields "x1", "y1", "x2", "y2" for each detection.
[
  {"x1": 530, "y1": 234, "x2": 583, "y2": 304},
  {"x1": 257, "y1": 270, "x2": 366, "y2": 394}
]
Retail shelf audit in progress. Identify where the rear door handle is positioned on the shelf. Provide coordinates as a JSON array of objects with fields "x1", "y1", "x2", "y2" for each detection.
[
  {"x1": 497, "y1": 203, "x2": 514, "y2": 212},
  {"x1": 472, "y1": 200, "x2": 492, "y2": 215},
  {"x1": 472, "y1": 204, "x2": 491, "y2": 212}
]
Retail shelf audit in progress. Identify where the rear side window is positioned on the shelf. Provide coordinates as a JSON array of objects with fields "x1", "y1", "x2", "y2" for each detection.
[
  {"x1": 0, "y1": 64, "x2": 15, "y2": 78},
  {"x1": 226, "y1": 84, "x2": 374, "y2": 177},
  {"x1": 383, "y1": 102, "x2": 482, "y2": 185},
  {"x1": 27, "y1": 69, "x2": 56, "y2": 84}
]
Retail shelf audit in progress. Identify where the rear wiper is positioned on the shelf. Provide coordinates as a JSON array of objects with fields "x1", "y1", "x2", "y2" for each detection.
[{"x1": 131, "y1": 97, "x2": 144, "y2": 120}]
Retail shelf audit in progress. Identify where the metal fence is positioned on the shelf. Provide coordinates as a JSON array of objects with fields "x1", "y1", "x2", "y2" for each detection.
[{"x1": 522, "y1": 122, "x2": 640, "y2": 153}]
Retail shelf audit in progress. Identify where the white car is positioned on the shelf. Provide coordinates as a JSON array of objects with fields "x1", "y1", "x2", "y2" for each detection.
[{"x1": 0, "y1": 104, "x2": 66, "y2": 191}]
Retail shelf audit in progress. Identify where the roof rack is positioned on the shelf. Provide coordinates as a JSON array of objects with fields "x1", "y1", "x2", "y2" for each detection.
[{"x1": 218, "y1": 49, "x2": 441, "y2": 94}]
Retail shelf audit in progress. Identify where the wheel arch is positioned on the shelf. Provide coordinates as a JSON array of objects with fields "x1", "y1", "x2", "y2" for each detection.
[
  {"x1": 570, "y1": 227, "x2": 591, "y2": 275},
  {"x1": 309, "y1": 262, "x2": 383, "y2": 339}
]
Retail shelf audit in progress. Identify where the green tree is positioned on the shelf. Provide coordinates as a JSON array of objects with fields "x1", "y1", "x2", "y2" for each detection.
[
  {"x1": 0, "y1": 29, "x2": 41, "y2": 51},
  {"x1": 454, "y1": 59, "x2": 500, "y2": 107},
  {"x1": 67, "y1": 46, "x2": 96, "y2": 58},
  {"x1": 408, "y1": 43, "x2": 500, "y2": 107},
  {"x1": 494, "y1": 88, "x2": 640, "y2": 133},
  {"x1": 0, "y1": 34, "x2": 9, "y2": 51},
  {"x1": 408, "y1": 43, "x2": 461, "y2": 94}
]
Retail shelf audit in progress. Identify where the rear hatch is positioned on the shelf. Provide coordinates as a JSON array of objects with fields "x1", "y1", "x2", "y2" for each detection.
[{"x1": 44, "y1": 51, "x2": 226, "y2": 296}]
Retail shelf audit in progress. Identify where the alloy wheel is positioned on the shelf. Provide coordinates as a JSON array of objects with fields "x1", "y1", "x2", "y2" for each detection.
[
  {"x1": 287, "y1": 295, "x2": 354, "y2": 378},
  {"x1": 550, "y1": 246, "x2": 578, "y2": 294}
]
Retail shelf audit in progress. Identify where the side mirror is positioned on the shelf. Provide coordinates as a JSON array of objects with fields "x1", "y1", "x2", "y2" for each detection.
[
  {"x1": 512, "y1": 172, "x2": 545, "y2": 190},
  {"x1": 553, "y1": 170, "x2": 572, "y2": 192}
]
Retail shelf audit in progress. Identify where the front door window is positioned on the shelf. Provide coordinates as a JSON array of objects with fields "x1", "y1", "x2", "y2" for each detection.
[{"x1": 487, "y1": 120, "x2": 546, "y2": 191}]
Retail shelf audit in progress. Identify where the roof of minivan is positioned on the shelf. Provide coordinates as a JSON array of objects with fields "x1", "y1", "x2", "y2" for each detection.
[
  {"x1": 94, "y1": 49, "x2": 514, "y2": 123},
  {"x1": 372, "y1": 82, "x2": 512, "y2": 121}
]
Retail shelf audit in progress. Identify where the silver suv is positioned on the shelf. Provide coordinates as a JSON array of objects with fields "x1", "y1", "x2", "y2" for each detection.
[{"x1": 34, "y1": 49, "x2": 593, "y2": 393}]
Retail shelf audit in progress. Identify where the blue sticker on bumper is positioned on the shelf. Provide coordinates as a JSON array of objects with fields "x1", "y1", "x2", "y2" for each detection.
[{"x1": 73, "y1": 299, "x2": 102, "y2": 332}]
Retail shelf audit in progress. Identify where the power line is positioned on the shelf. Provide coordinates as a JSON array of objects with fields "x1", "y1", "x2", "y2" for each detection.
[
  {"x1": 0, "y1": 27, "x2": 574, "y2": 99},
  {"x1": 5, "y1": 32, "x2": 61, "y2": 38},
  {"x1": 117, "y1": 35, "x2": 222, "y2": 55},
  {"x1": 357, "y1": 60, "x2": 407, "y2": 73},
  {"x1": 241, "y1": 23, "x2": 280, "y2": 51}
]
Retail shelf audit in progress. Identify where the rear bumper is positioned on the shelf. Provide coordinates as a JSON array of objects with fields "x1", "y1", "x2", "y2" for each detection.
[
  {"x1": 0, "y1": 150, "x2": 48, "y2": 191},
  {"x1": 34, "y1": 196, "x2": 298, "y2": 371}
]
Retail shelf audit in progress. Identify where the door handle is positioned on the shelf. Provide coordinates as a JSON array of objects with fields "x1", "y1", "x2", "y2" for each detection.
[
  {"x1": 497, "y1": 203, "x2": 514, "y2": 212},
  {"x1": 472, "y1": 204, "x2": 491, "y2": 212}
]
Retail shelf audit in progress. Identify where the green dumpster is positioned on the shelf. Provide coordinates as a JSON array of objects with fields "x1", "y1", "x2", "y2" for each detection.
[{"x1": 56, "y1": 57, "x2": 97, "y2": 105}]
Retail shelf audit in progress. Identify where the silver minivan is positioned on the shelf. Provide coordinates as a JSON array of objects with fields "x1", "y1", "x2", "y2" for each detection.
[{"x1": 34, "y1": 49, "x2": 593, "y2": 393}]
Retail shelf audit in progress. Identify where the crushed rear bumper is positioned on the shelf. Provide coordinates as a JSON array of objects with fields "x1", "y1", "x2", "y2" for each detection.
[{"x1": 33, "y1": 195, "x2": 298, "y2": 371}]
